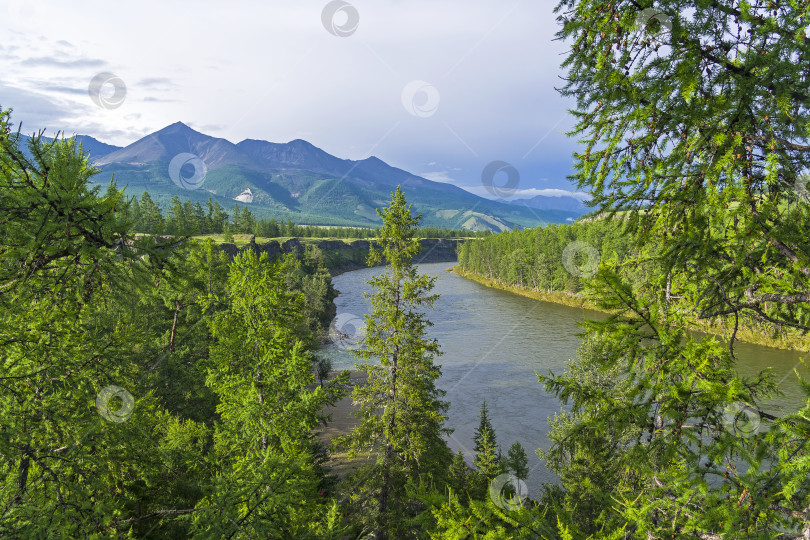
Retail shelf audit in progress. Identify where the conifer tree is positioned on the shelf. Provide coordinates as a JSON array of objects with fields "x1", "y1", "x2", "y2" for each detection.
[
  {"x1": 473, "y1": 399, "x2": 497, "y2": 455},
  {"x1": 337, "y1": 186, "x2": 452, "y2": 538},
  {"x1": 447, "y1": 451, "x2": 470, "y2": 497},
  {"x1": 473, "y1": 428, "x2": 503, "y2": 481},
  {"x1": 505, "y1": 441, "x2": 529, "y2": 483},
  {"x1": 540, "y1": 0, "x2": 810, "y2": 534},
  {"x1": 193, "y1": 250, "x2": 345, "y2": 537}
]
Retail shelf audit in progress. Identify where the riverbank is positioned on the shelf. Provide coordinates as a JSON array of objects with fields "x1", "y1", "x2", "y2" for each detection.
[
  {"x1": 451, "y1": 266, "x2": 810, "y2": 353},
  {"x1": 317, "y1": 370, "x2": 374, "y2": 478}
]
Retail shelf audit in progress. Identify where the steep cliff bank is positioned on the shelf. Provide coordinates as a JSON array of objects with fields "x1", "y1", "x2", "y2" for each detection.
[{"x1": 218, "y1": 238, "x2": 464, "y2": 274}]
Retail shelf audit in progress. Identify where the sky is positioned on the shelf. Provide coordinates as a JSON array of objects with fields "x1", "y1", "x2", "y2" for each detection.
[{"x1": 0, "y1": 0, "x2": 588, "y2": 201}]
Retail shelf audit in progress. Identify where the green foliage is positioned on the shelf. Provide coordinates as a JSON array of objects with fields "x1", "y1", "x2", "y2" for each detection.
[
  {"x1": 470, "y1": 401, "x2": 505, "y2": 498},
  {"x1": 0, "y1": 109, "x2": 350, "y2": 537},
  {"x1": 459, "y1": 219, "x2": 634, "y2": 294},
  {"x1": 192, "y1": 250, "x2": 346, "y2": 537},
  {"x1": 473, "y1": 400, "x2": 498, "y2": 455},
  {"x1": 423, "y1": 486, "x2": 557, "y2": 539},
  {"x1": 537, "y1": 0, "x2": 810, "y2": 533},
  {"x1": 447, "y1": 451, "x2": 470, "y2": 497},
  {"x1": 0, "y1": 109, "x2": 205, "y2": 537},
  {"x1": 127, "y1": 190, "x2": 484, "y2": 240},
  {"x1": 336, "y1": 186, "x2": 453, "y2": 538},
  {"x1": 505, "y1": 442, "x2": 529, "y2": 482}
]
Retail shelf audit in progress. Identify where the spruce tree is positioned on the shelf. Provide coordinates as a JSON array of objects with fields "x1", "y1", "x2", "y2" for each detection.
[
  {"x1": 505, "y1": 441, "x2": 529, "y2": 483},
  {"x1": 472, "y1": 428, "x2": 503, "y2": 481},
  {"x1": 337, "y1": 186, "x2": 452, "y2": 539},
  {"x1": 447, "y1": 451, "x2": 469, "y2": 497},
  {"x1": 473, "y1": 399, "x2": 496, "y2": 455},
  {"x1": 471, "y1": 401, "x2": 504, "y2": 498}
]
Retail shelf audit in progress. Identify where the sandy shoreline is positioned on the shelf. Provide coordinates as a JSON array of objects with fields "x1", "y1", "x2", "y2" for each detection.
[{"x1": 317, "y1": 370, "x2": 375, "y2": 476}]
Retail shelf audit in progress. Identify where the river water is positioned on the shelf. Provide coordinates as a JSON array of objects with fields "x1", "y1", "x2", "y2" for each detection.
[{"x1": 319, "y1": 262, "x2": 809, "y2": 493}]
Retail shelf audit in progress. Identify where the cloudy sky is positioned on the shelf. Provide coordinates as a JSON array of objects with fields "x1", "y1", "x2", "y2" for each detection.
[{"x1": 0, "y1": 0, "x2": 586, "y2": 200}]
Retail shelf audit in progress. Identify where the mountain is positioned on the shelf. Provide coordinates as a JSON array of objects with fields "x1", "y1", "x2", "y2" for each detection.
[
  {"x1": 73, "y1": 135, "x2": 122, "y2": 160},
  {"x1": 86, "y1": 122, "x2": 575, "y2": 231},
  {"x1": 18, "y1": 134, "x2": 121, "y2": 162}
]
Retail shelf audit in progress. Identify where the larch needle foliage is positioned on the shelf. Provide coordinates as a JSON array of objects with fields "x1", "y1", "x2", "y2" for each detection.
[
  {"x1": 0, "y1": 108, "x2": 347, "y2": 538},
  {"x1": 539, "y1": 0, "x2": 810, "y2": 536}
]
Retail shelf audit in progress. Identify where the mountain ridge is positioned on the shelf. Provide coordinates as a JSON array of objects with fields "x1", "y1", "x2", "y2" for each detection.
[{"x1": 60, "y1": 122, "x2": 582, "y2": 231}]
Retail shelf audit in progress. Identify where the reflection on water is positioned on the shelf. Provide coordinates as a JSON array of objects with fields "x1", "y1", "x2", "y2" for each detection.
[{"x1": 321, "y1": 262, "x2": 809, "y2": 493}]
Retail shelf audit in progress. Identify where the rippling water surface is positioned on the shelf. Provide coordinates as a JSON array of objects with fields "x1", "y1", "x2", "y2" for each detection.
[{"x1": 320, "y1": 262, "x2": 809, "y2": 492}]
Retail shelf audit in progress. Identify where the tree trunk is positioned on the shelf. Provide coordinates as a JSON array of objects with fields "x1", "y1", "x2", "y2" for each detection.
[
  {"x1": 169, "y1": 299, "x2": 180, "y2": 352},
  {"x1": 15, "y1": 448, "x2": 29, "y2": 503},
  {"x1": 377, "y1": 286, "x2": 401, "y2": 539}
]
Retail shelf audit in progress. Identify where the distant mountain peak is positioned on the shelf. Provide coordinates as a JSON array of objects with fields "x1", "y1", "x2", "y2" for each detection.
[
  {"x1": 156, "y1": 121, "x2": 204, "y2": 136},
  {"x1": 288, "y1": 138, "x2": 316, "y2": 147},
  {"x1": 84, "y1": 122, "x2": 574, "y2": 231}
]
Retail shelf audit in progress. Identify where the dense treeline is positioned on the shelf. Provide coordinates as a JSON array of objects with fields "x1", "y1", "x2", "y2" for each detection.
[
  {"x1": 458, "y1": 218, "x2": 637, "y2": 294},
  {"x1": 128, "y1": 191, "x2": 485, "y2": 239}
]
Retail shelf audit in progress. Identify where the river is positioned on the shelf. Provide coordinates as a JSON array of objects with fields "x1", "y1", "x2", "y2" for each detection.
[{"x1": 319, "y1": 262, "x2": 809, "y2": 493}]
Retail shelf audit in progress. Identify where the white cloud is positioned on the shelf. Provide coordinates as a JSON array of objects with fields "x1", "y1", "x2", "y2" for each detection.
[
  {"x1": 1, "y1": 0, "x2": 581, "y2": 195},
  {"x1": 509, "y1": 188, "x2": 591, "y2": 201},
  {"x1": 420, "y1": 171, "x2": 457, "y2": 183},
  {"x1": 461, "y1": 185, "x2": 591, "y2": 201}
]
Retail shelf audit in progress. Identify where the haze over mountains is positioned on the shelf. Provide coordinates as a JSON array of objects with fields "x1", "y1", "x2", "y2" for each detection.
[{"x1": 59, "y1": 122, "x2": 586, "y2": 231}]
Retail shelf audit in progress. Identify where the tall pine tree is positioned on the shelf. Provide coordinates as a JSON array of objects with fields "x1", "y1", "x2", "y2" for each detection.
[{"x1": 337, "y1": 186, "x2": 452, "y2": 539}]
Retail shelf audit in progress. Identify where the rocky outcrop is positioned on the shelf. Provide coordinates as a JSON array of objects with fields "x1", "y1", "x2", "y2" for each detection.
[
  {"x1": 413, "y1": 238, "x2": 462, "y2": 264},
  {"x1": 219, "y1": 238, "x2": 464, "y2": 274}
]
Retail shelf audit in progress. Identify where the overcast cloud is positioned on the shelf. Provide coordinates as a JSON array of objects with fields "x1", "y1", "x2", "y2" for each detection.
[{"x1": 0, "y1": 0, "x2": 586, "y2": 200}]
